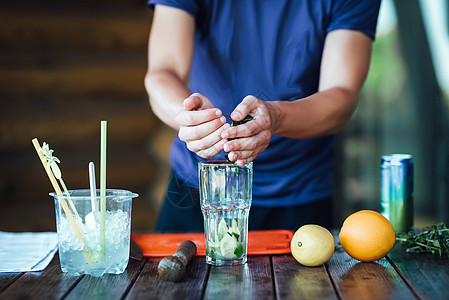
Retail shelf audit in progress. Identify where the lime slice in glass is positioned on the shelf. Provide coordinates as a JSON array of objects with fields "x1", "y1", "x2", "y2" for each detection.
[
  {"x1": 209, "y1": 219, "x2": 216, "y2": 241},
  {"x1": 230, "y1": 219, "x2": 239, "y2": 234},
  {"x1": 220, "y1": 233, "x2": 238, "y2": 259},
  {"x1": 208, "y1": 240, "x2": 219, "y2": 248},
  {"x1": 217, "y1": 218, "x2": 228, "y2": 241}
]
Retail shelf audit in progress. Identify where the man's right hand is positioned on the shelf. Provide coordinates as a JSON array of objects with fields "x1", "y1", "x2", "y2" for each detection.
[{"x1": 175, "y1": 93, "x2": 230, "y2": 158}]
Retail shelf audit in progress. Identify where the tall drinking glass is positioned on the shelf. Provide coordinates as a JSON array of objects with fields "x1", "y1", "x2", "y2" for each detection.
[
  {"x1": 51, "y1": 189, "x2": 138, "y2": 277},
  {"x1": 199, "y1": 161, "x2": 253, "y2": 265}
]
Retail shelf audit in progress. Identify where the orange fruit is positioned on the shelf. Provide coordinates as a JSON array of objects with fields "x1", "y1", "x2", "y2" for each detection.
[{"x1": 339, "y1": 210, "x2": 395, "y2": 262}]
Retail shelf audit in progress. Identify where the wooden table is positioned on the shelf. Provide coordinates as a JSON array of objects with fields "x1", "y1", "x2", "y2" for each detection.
[{"x1": 1, "y1": 239, "x2": 448, "y2": 300}]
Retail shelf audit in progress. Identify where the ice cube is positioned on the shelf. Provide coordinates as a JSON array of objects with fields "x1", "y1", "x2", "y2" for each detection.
[{"x1": 85, "y1": 210, "x2": 100, "y2": 230}]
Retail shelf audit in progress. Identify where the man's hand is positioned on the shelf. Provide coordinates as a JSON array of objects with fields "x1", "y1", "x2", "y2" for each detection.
[
  {"x1": 221, "y1": 95, "x2": 279, "y2": 165},
  {"x1": 176, "y1": 93, "x2": 230, "y2": 158}
]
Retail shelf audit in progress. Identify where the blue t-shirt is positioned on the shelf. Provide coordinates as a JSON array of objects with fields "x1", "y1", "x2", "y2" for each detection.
[{"x1": 148, "y1": 0, "x2": 381, "y2": 207}]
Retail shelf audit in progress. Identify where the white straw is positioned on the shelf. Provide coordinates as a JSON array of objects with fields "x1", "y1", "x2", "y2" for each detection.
[{"x1": 89, "y1": 162, "x2": 97, "y2": 212}]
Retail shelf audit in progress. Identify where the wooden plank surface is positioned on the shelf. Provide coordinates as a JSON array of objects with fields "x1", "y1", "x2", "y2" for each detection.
[
  {"x1": 0, "y1": 256, "x2": 81, "y2": 300},
  {"x1": 1, "y1": 147, "x2": 157, "y2": 196},
  {"x1": 0, "y1": 273, "x2": 23, "y2": 293},
  {"x1": 388, "y1": 243, "x2": 449, "y2": 300},
  {"x1": 2, "y1": 245, "x2": 446, "y2": 300},
  {"x1": 0, "y1": 0, "x2": 162, "y2": 233},
  {"x1": 0, "y1": 3, "x2": 151, "y2": 52},
  {"x1": 0, "y1": 60, "x2": 147, "y2": 99},
  {"x1": 327, "y1": 248, "x2": 417, "y2": 300},
  {"x1": 203, "y1": 256, "x2": 275, "y2": 300},
  {"x1": 272, "y1": 255, "x2": 337, "y2": 300},
  {"x1": 65, "y1": 258, "x2": 145, "y2": 300},
  {"x1": 1, "y1": 99, "x2": 156, "y2": 149},
  {"x1": 125, "y1": 256, "x2": 208, "y2": 300}
]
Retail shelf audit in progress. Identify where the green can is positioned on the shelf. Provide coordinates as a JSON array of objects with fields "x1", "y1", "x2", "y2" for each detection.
[{"x1": 381, "y1": 154, "x2": 414, "y2": 233}]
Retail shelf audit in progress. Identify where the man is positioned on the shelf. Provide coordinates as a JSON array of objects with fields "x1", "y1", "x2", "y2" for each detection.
[{"x1": 145, "y1": 0, "x2": 381, "y2": 232}]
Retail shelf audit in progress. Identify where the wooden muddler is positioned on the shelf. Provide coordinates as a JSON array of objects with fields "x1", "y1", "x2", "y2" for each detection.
[{"x1": 157, "y1": 240, "x2": 197, "y2": 282}]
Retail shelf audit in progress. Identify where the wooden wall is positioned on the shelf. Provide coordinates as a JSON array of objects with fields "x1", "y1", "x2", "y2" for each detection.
[{"x1": 0, "y1": 0, "x2": 176, "y2": 232}]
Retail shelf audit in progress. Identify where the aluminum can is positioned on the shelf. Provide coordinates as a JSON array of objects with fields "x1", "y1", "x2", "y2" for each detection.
[
  {"x1": 380, "y1": 156, "x2": 392, "y2": 219},
  {"x1": 380, "y1": 154, "x2": 414, "y2": 233}
]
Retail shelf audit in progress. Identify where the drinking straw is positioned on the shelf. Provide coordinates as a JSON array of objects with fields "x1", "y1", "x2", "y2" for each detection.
[
  {"x1": 32, "y1": 138, "x2": 94, "y2": 264},
  {"x1": 89, "y1": 162, "x2": 97, "y2": 212},
  {"x1": 100, "y1": 121, "x2": 107, "y2": 260},
  {"x1": 37, "y1": 142, "x2": 88, "y2": 238},
  {"x1": 59, "y1": 179, "x2": 84, "y2": 227},
  {"x1": 51, "y1": 160, "x2": 88, "y2": 238},
  {"x1": 85, "y1": 162, "x2": 97, "y2": 228}
]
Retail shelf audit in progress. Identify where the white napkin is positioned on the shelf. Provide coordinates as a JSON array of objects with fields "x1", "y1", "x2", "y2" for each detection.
[{"x1": 0, "y1": 231, "x2": 58, "y2": 272}]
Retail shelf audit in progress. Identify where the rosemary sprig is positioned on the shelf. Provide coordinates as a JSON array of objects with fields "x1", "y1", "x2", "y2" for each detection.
[
  {"x1": 222, "y1": 114, "x2": 254, "y2": 163},
  {"x1": 396, "y1": 222, "x2": 449, "y2": 257}
]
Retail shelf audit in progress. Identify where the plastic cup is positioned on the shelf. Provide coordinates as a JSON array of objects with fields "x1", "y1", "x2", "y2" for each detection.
[
  {"x1": 199, "y1": 161, "x2": 253, "y2": 265},
  {"x1": 50, "y1": 189, "x2": 138, "y2": 277}
]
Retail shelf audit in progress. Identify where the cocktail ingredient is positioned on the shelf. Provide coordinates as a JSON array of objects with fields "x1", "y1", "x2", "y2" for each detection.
[
  {"x1": 223, "y1": 114, "x2": 255, "y2": 127},
  {"x1": 199, "y1": 161, "x2": 252, "y2": 265},
  {"x1": 396, "y1": 222, "x2": 449, "y2": 256},
  {"x1": 58, "y1": 208, "x2": 130, "y2": 276},
  {"x1": 339, "y1": 210, "x2": 396, "y2": 262},
  {"x1": 223, "y1": 114, "x2": 254, "y2": 162},
  {"x1": 290, "y1": 225, "x2": 334, "y2": 267},
  {"x1": 158, "y1": 240, "x2": 197, "y2": 282},
  {"x1": 206, "y1": 217, "x2": 245, "y2": 260}
]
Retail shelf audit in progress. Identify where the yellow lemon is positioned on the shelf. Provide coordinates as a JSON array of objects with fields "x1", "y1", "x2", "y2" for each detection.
[{"x1": 291, "y1": 225, "x2": 335, "y2": 267}]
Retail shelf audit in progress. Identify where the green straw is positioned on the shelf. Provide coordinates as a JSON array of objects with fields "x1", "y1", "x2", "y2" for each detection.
[{"x1": 100, "y1": 120, "x2": 107, "y2": 260}]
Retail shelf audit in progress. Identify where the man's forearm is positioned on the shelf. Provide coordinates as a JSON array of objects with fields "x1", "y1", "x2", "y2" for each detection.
[
  {"x1": 268, "y1": 30, "x2": 372, "y2": 140},
  {"x1": 145, "y1": 70, "x2": 192, "y2": 130},
  {"x1": 269, "y1": 86, "x2": 358, "y2": 139}
]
